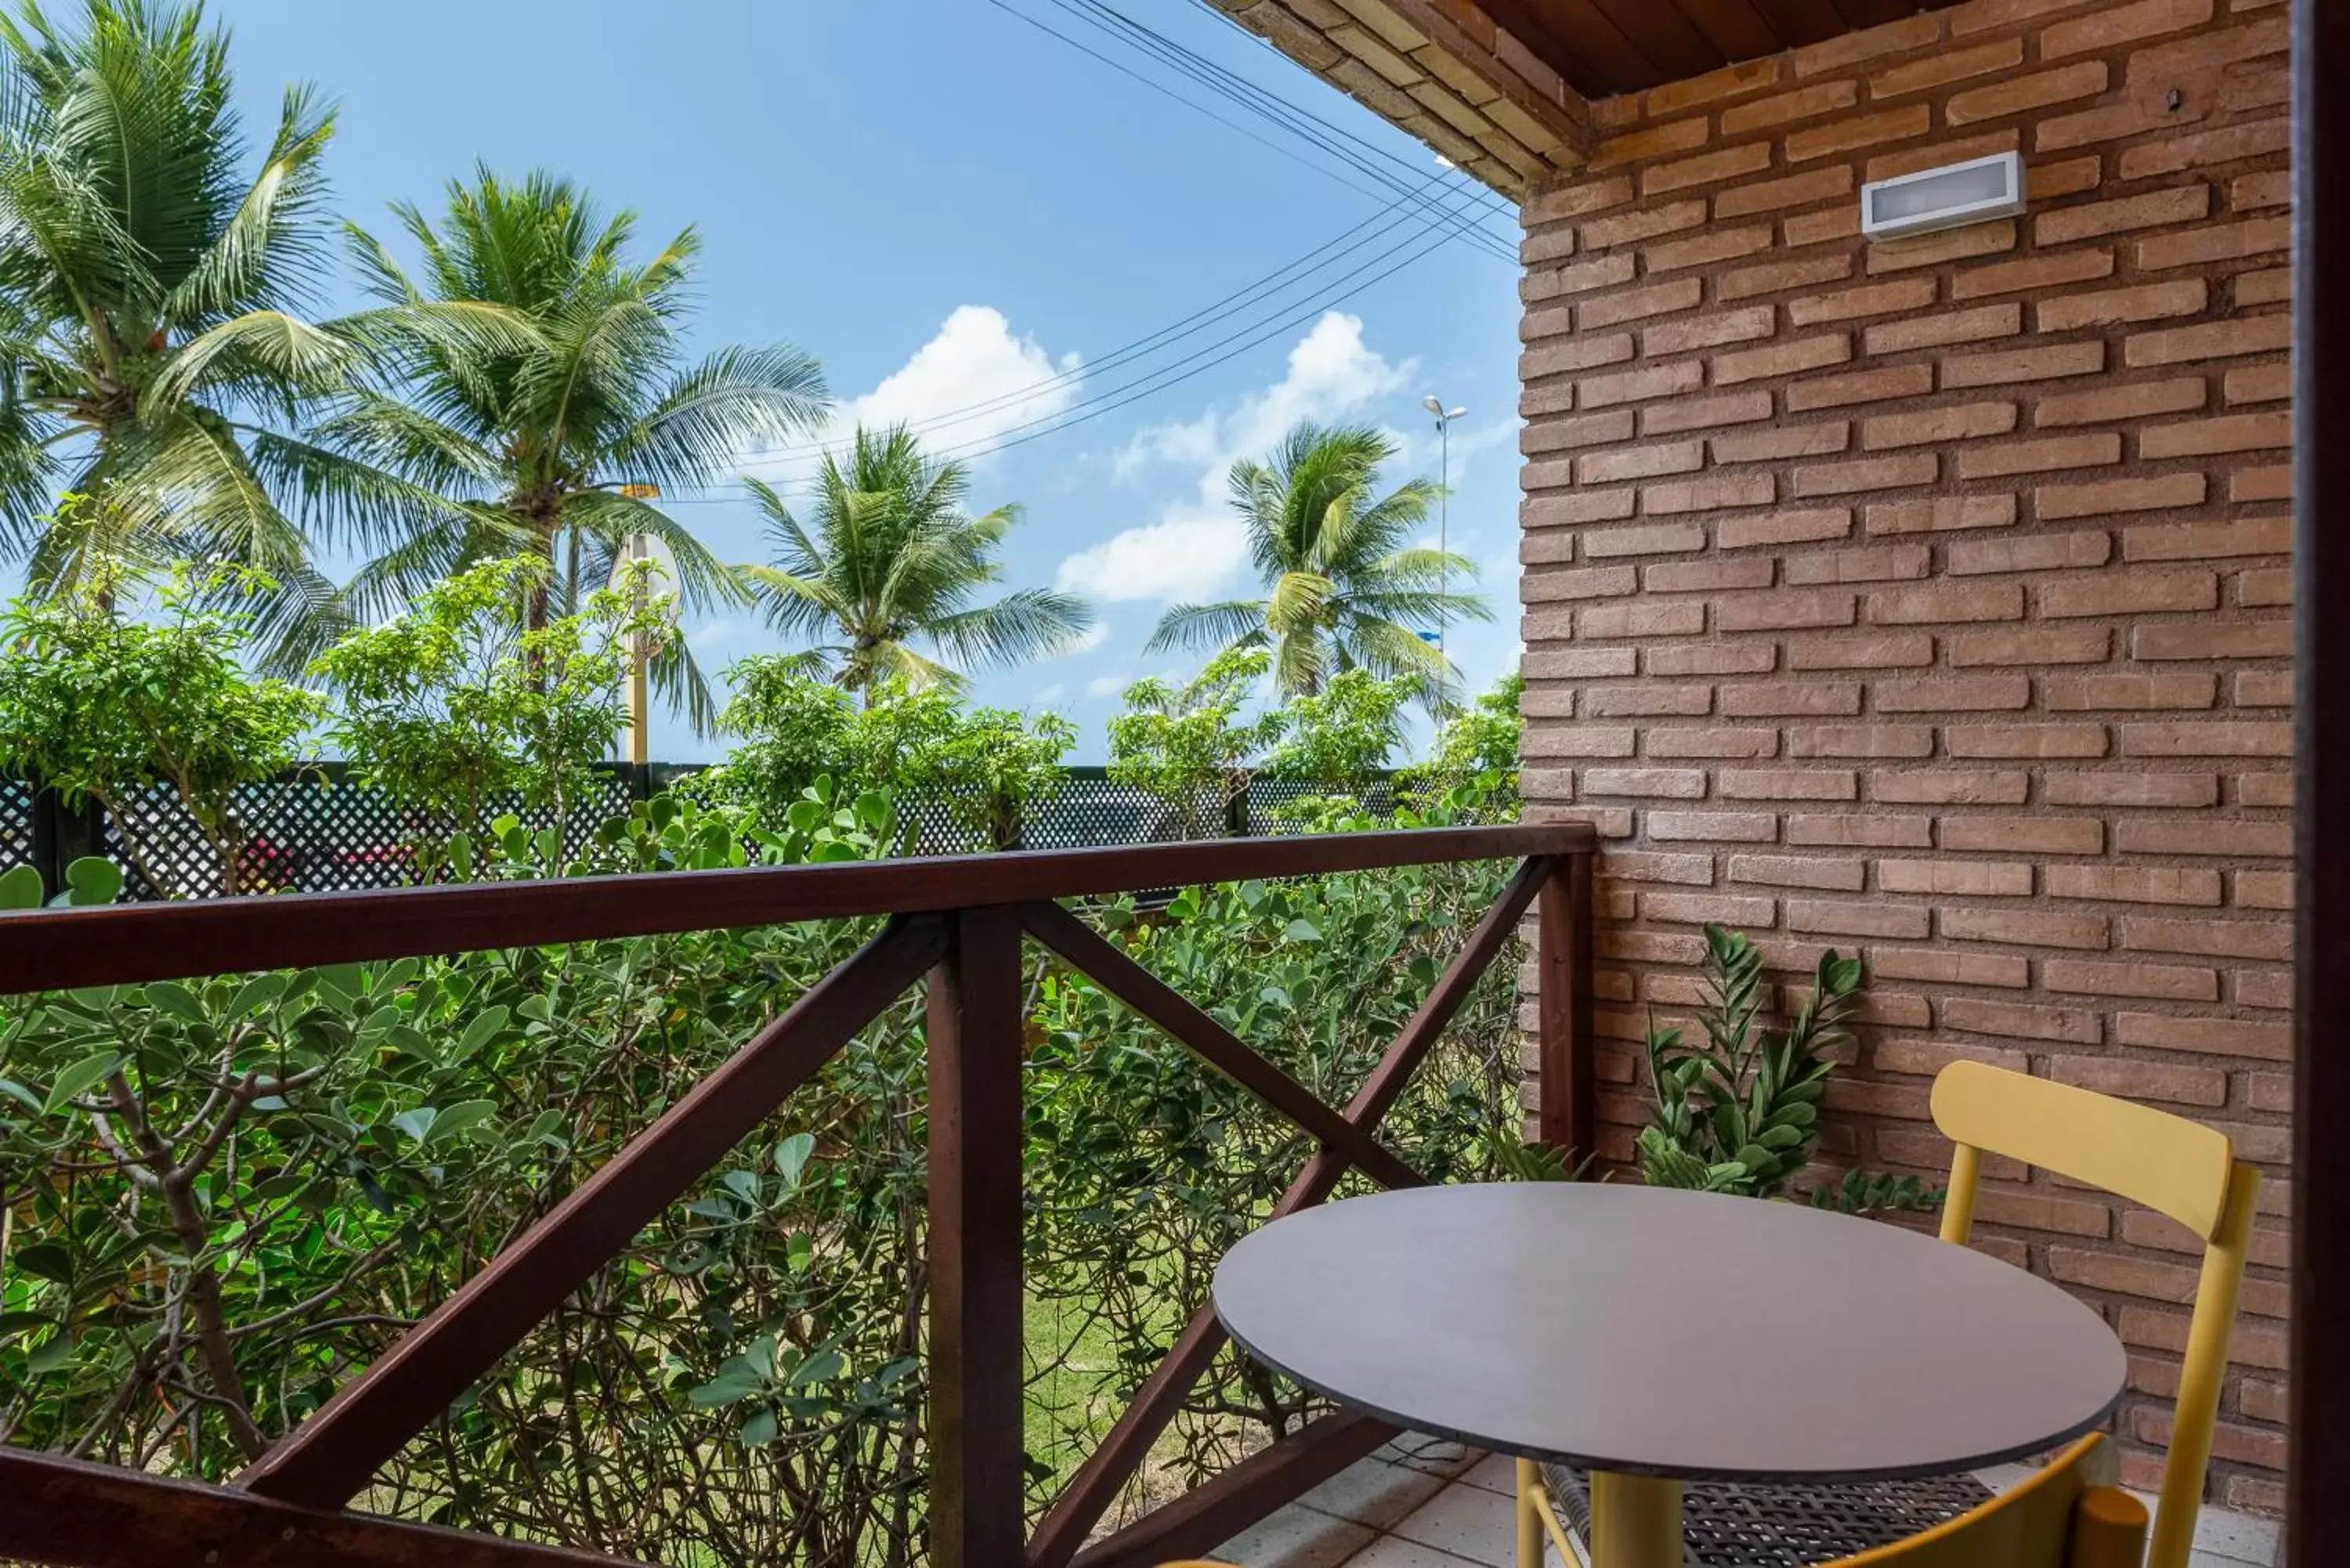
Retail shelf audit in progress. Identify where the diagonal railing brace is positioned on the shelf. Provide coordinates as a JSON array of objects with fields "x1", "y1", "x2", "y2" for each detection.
[
  {"x1": 1025, "y1": 855, "x2": 1559, "y2": 1568},
  {"x1": 238, "y1": 914, "x2": 949, "y2": 1508}
]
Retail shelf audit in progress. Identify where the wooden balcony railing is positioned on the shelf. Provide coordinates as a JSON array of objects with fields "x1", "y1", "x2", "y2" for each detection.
[{"x1": 0, "y1": 822, "x2": 1598, "y2": 1568}]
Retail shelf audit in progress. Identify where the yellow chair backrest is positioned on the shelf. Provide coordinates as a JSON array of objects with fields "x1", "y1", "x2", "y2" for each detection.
[
  {"x1": 1828, "y1": 1435, "x2": 2146, "y2": 1568},
  {"x1": 1929, "y1": 1061, "x2": 2261, "y2": 1568}
]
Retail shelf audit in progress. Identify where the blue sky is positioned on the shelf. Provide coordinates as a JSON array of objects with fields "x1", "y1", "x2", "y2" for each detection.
[{"x1": 205, "y1": 0, "x2": 1528, "y2": 760}]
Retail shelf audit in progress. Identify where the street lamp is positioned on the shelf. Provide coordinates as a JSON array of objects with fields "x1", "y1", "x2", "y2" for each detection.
[
  {"x1": 610, "y1": 485, "x2": 673, "y2": 767},
  {"x1": 1421, "y1": 395, "x2": 1466, "y2": 663}
]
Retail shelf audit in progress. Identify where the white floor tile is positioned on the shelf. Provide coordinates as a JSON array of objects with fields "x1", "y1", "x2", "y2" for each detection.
[
  {"x1": 1213, "y1": 1499, "x2": 1379, "y2": 1568},
  {"x1": 1342, "y1": 1532, "x2": 1492, "y2": 1568},
  {"x1": 1457, "y1": 1451, "x2": 1517, "y2": 1498},
  {"x1": 1296, "y1": 1454, "x2": 1456, "y2": 1530},
  {"x1": 1388, "y1": 1472, "x2": 1520, "y2": 1563},
  {"x1": 1379, "y1": 1432, "x2": 1479, "y2": 1477}
]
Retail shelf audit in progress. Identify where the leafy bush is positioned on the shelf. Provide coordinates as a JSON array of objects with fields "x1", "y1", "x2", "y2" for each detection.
[
  {"x1": 1405, "y1": 670, "x2": 1522, "y2": 810},
  {"x1": 1105, "y1": 648, "x2": 1286, "y2": 839},
  {"x1": 0, "y1": 789, "x2": 1528, "y2": 1559},
  {"x1": 0, "y1": 565, "x2": 322, "y2": 896},
  {"x1": 1260, "y1": 669, "x2": 1413, "y2": 793},
  {"x1": 714, "y1": 668, "x2": 1074, "y2": 851},
  {"x1": 310, "y1": 555, "x2": 668, "y2": 874}
]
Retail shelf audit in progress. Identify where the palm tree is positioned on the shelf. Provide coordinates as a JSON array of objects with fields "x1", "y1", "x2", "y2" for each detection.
[
  {"x1": 0, "y1": 0, "x2": 446, "y2": 659},
  {"x1": 1144, "y1": 421, "x2": 1488, "y2": 702},
  {"x1": 739, "y1": 424, "x2": 1094, "y2": 696},
  {"x1": 318, "y1": 166, "x2": 829, "y2": 731}
]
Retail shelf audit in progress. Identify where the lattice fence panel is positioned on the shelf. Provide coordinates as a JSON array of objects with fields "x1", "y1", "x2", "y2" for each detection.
[
  {"x1": 1246, "y1": 775, "x2": 1398, "y2": 835},
  {"x1": 0, "y1": 776, "x2": 34, "y2": 882},
  {"x1": 103, "y1": 769, "x2": 648, "y2": 899},
  {"x1": 32, "y1": 764, "x2": 1397, "y2": 901}
]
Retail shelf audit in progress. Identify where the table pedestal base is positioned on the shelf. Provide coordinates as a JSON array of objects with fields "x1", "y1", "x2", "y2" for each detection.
[{"x1": 1514, "y1": 1460, "x2": 1683, "y2": 1568}]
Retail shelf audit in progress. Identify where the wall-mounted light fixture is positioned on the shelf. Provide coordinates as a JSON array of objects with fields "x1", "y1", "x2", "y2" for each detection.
[{"x1": 1859, "y1": 150, "x2": 2026, "y2": 240}]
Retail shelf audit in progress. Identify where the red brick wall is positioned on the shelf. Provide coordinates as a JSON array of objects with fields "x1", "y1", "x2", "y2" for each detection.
[{"x1": 1512, "y1": 0, "x2": 2290, "y2": 1509}]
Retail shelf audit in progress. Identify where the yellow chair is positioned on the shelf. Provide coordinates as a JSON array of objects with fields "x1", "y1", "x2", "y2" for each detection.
[
  {"x1": 1933, "y1": 1060, "x2": 2259, "y2": 1568},
  {"x1": 1521, "y1": 1060, "x2": 2260, "y2": 1568},
  {"x1": 1829, "y1": 1434, "x2": 2146, "y2": 1567}
]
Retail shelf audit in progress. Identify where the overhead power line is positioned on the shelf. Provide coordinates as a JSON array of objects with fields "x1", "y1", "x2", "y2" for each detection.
[
  {"x1": 983, "y1": 0, "x2": 1521, "y2": 265},
  {"x1": 663, "y1": 177, "x2": 1491, "y2": 505},
  {"x1": 732, "y1": 168, "x2": 1473, "y2": 468}
]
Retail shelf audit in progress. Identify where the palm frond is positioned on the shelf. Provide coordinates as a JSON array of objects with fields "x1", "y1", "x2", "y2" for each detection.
[{"x1": 1143, "y1": 598, "x2": 1267, "y2": 656}]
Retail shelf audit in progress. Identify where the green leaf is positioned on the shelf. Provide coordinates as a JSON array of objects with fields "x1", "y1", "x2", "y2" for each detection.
[
  {"x1": 143, "y1": 980, "x2": 208, "y2": 1024},
  {"x1": 456, "y1": 1006, "x2": 512, "y2": 1059},
  {"x1": 1282, "y1": 918, "x2": 1321, "y2": 943},
  {"x1": 315, "y1": 964, "x2": 368, "y2": 1003},
  {"x1": 13, "y1": 1241, "x2": 74, "y2": 1283},
  {"x1": 42, "y1": 1051, "x2": 121, "y2": 1116},
  {"x1": 392, "y1": 1107, "x2": 437, "y2": 1143},
  {"x1": 738, "y1": 1407, "x2": 779, "y2": 1447},
  {"x1": 228, "y1": 974, "x2": 290, "y2": 1019},
  {"x1": 426, "y1": 1100, "x2": 500, "y2": 1146},
  {"x1": 689, "y1": 1363, "x2": 767, "y2": 1407},
  {"x1": 0, "y1": 864, "x2": 44, "y2": 910},
  {"x1": 62, "y1": 858, "x2": 122, "y2": 907},
  {"x1": 773, "y1": 1132, "x2": 816, "y2": 1187}
]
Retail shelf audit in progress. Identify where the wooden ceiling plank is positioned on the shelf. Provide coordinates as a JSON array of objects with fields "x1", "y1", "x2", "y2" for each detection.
[
  {"x1": 1673, "y1": 0, "x2": 1785, "y2": 59},
  {"x1": 1744, "y1": 0, "x2": 1857, "y2": 46},
  {"x1": 1478, "y1": 0, "x2": 1663, "y2": 97},
  {"x1": 1582, "y1": 0, "x2": 1726, "y2": 82},
  {"x1": 1831, "y1": 0, "x2": 1925, "y2": 27}
]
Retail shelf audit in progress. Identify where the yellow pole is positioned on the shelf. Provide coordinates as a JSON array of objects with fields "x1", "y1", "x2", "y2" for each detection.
[
  {"x1": 616, "y1": 488, "x2": 660, "y2": 768},
  {"x1": 1589, "y1": 1471, "x2": 1682, "y2": 1568}
]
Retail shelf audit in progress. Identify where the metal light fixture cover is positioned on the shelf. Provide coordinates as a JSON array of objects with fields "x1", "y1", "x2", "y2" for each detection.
[{"x1": 1859, "y1": 150, "x2": 2026, "y2": 240}]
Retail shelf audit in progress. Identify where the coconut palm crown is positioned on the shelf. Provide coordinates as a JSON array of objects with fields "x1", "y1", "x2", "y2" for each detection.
[
  {"x1": 0, "y1": 0, "x2": 453, "y2": 659},
  {"x1": 318, "y1": 165, "x2": 830, "y2": 731},
  {"x1": 1144, "y1": 421, "x2": 1488, "y2": 701},
  {"x1": 740, "y1": 424, "x2": 1094, "y2": 696}
]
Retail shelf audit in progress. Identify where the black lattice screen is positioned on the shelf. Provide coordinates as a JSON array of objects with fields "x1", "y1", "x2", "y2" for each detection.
[
  {"x1": 11, "y1": 763, "x2": 1396, "y2": 901},
  {"x1": 0, "y1": 776, "x2": 34, "y2": 883}
]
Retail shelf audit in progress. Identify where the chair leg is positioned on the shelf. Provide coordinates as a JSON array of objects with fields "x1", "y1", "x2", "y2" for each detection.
[{"x1": 1517, "y1": 1458, "x2": 1545, "y2": 1568}]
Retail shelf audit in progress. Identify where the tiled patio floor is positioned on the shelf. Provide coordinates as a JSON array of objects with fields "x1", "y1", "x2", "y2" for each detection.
[{"x1": 1212, "y1": 1434, "x2": 2280, "y2": 1568}]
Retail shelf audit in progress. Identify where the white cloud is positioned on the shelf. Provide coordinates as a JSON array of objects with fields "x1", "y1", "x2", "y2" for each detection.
[
  {"x1": 1056, "y1": 508, "x2": 1248, "y2": 603},
  {"x1": 1084, "y1": 674, "x2": 1128, "y2": 699},
  {"x1": 1052, "y1": 623, "x2": 1111, "y2": 657},
  {"x1": 1032, "y1": 683, "x2": 1068, "y2": 706},
  {"x1": 1059, "y1": 313, "x2": 1413, "y2": 605},
  {"x1": 747, "y1": 305, "x2": 1080, "y2": 486},
  {"x1": 688, "y1": 616, "x2": 742, "y2": 652}
]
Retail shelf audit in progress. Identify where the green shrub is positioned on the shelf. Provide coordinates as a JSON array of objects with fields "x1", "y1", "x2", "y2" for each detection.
[
  {"x1": 310, "y1": 555, "x2": 669, "y2": 876},
  {"x1": 1105, "y1": 649, "x2": 1285, "y2": 839},
  {"x1": 1260, "y1": 669, "x2": 1413, "y2": 793},
  {"x1": 714, "y1": 668, "x2": 1074, "y2": 851},
  {"x1": 0, "y1": 790, "x2": 1526, "y2": 1558},
  {"x1": 0, "y1": 565, "x2": 323, "y2": 896}
]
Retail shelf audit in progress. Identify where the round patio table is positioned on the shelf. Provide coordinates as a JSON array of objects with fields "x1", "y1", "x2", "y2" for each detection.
[{"x1": 1213, "y1": 1183, "x2": 2127, "y2": 1568}]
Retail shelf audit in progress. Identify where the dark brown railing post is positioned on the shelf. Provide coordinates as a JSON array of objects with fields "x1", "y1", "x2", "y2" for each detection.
[
  {"x1": 927, "y1": 906, "x2": 1027, "y2": 1568},
  {"x1": 1535, "y1": 851, "x2": 1595, "y2": 1159}
]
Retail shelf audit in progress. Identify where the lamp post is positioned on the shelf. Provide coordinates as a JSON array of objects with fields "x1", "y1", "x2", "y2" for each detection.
[
  {"x1": 614, "y1": 485, "x2": 665, "y2": 766},
  {"x1": 1420, "y1": 395, "x2": 1466, "y2": 663}
]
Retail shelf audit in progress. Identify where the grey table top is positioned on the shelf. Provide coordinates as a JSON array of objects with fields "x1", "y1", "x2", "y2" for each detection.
[{"x1": 1212, "y1": 1183, "x2": 2128, "y2": 1483}]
